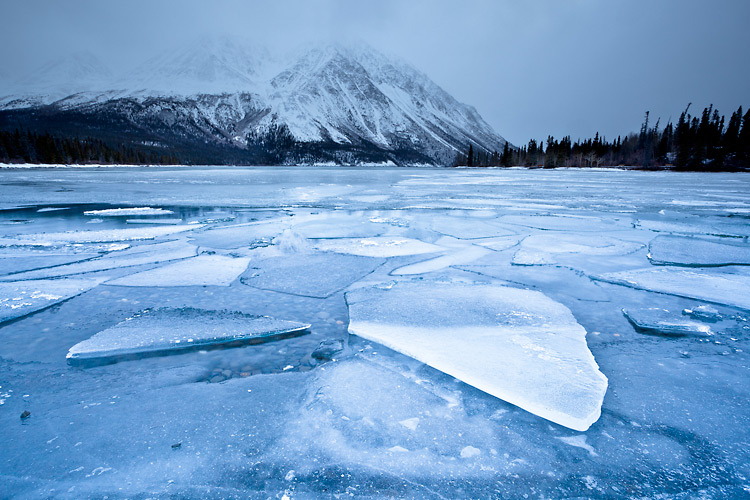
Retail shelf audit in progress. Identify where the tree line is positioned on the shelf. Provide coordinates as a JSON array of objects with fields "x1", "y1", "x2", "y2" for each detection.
[
  {"x1": 0, "y1": 129, "x2": 181, "y2": 165},
  {"x1": 455, "y1": 105, "x2": 750, "y2": 170}
]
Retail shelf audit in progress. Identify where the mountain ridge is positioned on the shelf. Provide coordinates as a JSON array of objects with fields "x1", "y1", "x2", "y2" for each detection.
[{"x1": 0, "y1": 38, "x2": 507, "y2": 165}]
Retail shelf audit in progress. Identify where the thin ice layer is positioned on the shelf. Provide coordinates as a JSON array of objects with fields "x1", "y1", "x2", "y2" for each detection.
[
  {"x1": 313, "y1": 237, "x2": 443, "y2": 257},
  {"x1": 0, "y1": 278, "x2": 106, "y2": 324},
  {"x1": 0, "y1": 225, "x2": 202, "y2": 246},
  {"x1": 595, "y1": 267, "x2": 750, "y2": 310},
  {"x1": 648, "y1": 235, "x2": 750, "y2": 267},
  {"x1": 67, "y1": 307, "x2": 311, "y2": 364},
  {"x1": 622, "y1": 308, "x2": 712, "y2": 337},
  {"x1": 240, "y1": 253, "x2": 383, "y2": 298},
  {"x1": 1, "y1": 240, "x2": 196, "y2": 280},
  {"x1": 107, "y1": 254, "x2": 250, "y2": 287},
  {"x1": 346, "y1": 281, "x2": 608, "y2": 431}
]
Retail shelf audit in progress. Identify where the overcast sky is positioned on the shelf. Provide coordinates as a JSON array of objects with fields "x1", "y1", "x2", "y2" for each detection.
[{"x1": 2, "y1": 0, "x2": 748, "y2": 145}]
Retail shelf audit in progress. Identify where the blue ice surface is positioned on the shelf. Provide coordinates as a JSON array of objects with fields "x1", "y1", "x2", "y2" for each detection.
[{"x1": 0, "y1": 166, "x2": 749, "y2": 499}]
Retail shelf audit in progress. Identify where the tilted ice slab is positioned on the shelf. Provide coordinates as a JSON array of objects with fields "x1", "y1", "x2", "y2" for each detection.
[
  {"x1": 313, "y1": 237, "x2": 443, "y2": 257},
  {"x1": 0, "y1": 278, "x2": 106, "y2": 324},
  {"x1": 107, "y1": 254, "x2": 251, "y2": 287},
  {"x1": 240, "y1": 253, "x2": 383, "y2": 298},
  {"x1": 0, "y1": 225, "x2": 203, "y2": 247},
  {"x1": 595, "y1": 267, "x2": 750, "y2": 310},
  {"x1": 1, "y1": 240, "x2": 197, "y2": 281},
  {"x1": 648, "y1": 235, "x2": 750, "y2": 267},
  {"x1": 83, "y1": 207, "x2": 174, "y2": 216},
  {"x1": 67, "y1": 307, "x2": 310, "y2": 365},
  {"x1": 346, "y1": 281, "x2": 608, "y2": 431},
  {"x1": 622, "y1": 308, "x2": 712, "y2": 337},
  {"x1": 513, "y1": 234, "x2": 644, "y2": 266}
]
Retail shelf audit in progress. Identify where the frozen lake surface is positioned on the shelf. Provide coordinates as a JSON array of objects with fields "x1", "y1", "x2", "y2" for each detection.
[{"x1": 1, "y1": 166, "x2": 749, "y2": 498}]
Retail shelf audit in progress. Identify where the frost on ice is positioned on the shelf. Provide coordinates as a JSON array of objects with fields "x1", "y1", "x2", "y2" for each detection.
[
  {"x1": 647, "y1": 235, "x2": 750, "y2": 267},
  {"x1": 0, "y1": 278, "x2": 106, "y2": 324},
  {"x1": 345, "y1": 280, "x2": 608, "y2": 431},
  {"x1": 107, "y1": 254, "x2": 250, "y2": 287},
  {"x1": 67, "y1": 307, "x2": 310, "y2": 365},
  {"x1": 595, "y1": 267, "x2": 750, "y2": 311}
]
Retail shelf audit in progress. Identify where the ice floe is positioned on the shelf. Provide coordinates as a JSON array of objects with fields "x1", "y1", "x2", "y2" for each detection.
[
  {"x1": 66, "y1": 307, "x2": 310, "y2": 365},
  {"x1": 312, "y1": 237, "x2": 443, "y2": 257},
  {"x1": 1, "y1": 240, "x2": 196, "y2": 281},
  {"x1": 647, "y1": 235, "x2": 750, "y2": 267},
  {"x1": 106, "y1": 254, "x2": 250, "y2": 287},
  {"x1": 188, "y1": 220, "x2": 288, "y2": 249},
  {"x1": 0, "y1": 252, "x2": 99, "y2": 277},
  {"x1": 241, "y1": 253, "x2": 383, "y2": 298},
  {"x1": 0, "y1": 225, "x2": 202, "y2": 246},
  {"x1": 683, "y1": 305, "x2": 722, "y2": 322},
  {"x1": 512, "y1": 234, "x2": 644, "y2": 266},
  {"x1": 391, "y1": 244, "x2": 491, "y2": 275},
  {"x1": 0, "y1": 278, "x2": 106, "y2": 324},
  {"x1": 83, "y1": 207, "x2": 174, "y2": 216},
  {"x1": 346, "y1": 280, "x2": 608, "y2": 431},
  {"x1": 595, "y1": 267, "x2": 750, "y2": 310},
  {"x1": 622, "y1": 308, "x2": 712, "y2": 337},
  {"x1": 126, "y1": 218, "x2": 184, "y2": 225}
]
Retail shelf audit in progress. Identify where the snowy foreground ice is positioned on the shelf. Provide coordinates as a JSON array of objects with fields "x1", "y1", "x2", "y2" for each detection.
[{"x1": 1, "y1": 166, "x2": 749, "y2": 499}]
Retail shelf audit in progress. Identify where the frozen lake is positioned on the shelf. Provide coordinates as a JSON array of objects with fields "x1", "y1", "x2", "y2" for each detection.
[{"x1": 1, "y1": 166, "x2": 749, "y2": 498}]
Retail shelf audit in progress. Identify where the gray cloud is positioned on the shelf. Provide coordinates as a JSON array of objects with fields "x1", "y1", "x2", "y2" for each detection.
[{"x1": 2, "y1": 0, "x2": 748, "y2": 145}]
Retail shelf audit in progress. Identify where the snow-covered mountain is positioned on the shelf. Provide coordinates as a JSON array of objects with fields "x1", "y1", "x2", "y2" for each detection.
[{"x1": 0, "y1": 38, "x2": 507, "y2": 165}]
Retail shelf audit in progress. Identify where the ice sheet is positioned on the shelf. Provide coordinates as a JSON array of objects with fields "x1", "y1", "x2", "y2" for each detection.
[
  {"x1": 648, "y1": 235, "x2": 750, "y2": 267},
  {"x1": 595, "y1": 267, "x2": 750, "y2": 310},
  {"x1": 0, "y1": 225, "x2": 203, "y2": 246},
  {"x1": 1, "y1": 240, "x2": 197, "y2": 280},
  {"x1": 513, "y1": 234, "x2": 644, "y2": 266},
  {"x1": 312, "y1": 237, "x2": 443, "y2": 257},
  {"x1": 622, "y1": 308, "x2": 712, "y2": 336},
  {"x1": 346, "y1": 280, "x2": 608, "y2": 431},
  {"x1": 67, "y1": 307, "x2": 310, "y2": 365},
  {"x1": 0, "y1": 278, "x2": 106, "y2": 324},
  {"x1": 240, "y1": 253, "x2": 383, "y2": 298},
  {"x1": 106, "y1": 254, "x2": 251, "y2": 287}
]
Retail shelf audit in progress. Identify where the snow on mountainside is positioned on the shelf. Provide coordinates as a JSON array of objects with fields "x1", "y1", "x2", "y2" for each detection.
[{"x1": 0, "y1": 38, "x2": 507, "y2": 165}]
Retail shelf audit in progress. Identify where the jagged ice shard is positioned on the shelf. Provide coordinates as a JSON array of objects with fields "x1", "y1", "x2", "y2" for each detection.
[{"x1": 346, "y1": 281, "x2": 608, "y2": 431}]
